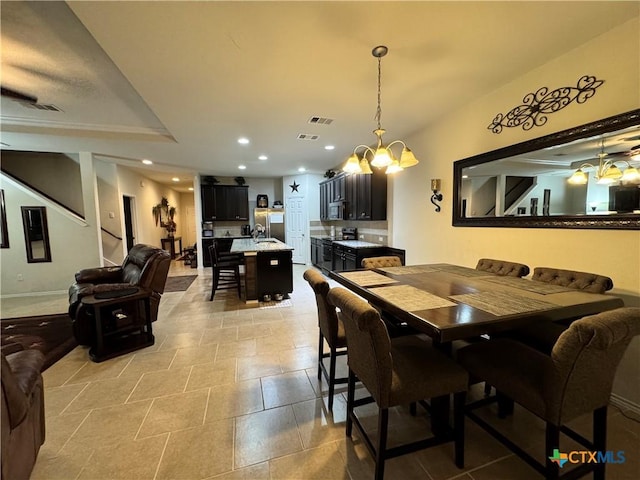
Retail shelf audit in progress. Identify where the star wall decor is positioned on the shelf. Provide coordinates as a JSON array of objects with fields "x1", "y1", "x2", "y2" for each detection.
[{"x1": 289, "y1": 181, "x2": 300, "y2": 192}]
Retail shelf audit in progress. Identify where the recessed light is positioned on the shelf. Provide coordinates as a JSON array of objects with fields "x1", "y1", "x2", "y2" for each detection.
[
  {"x1": 298, "y1": 167, "x2": 306, "y2": 172},
  {"x1": 238, "y1": 137, "x2": 250, "y2": 145},
  {"x1": 324, "y1": 145, "x2": 335, "y2": 150},
  {"x1": 258, "y1": 155, "x2": 268, "y2": 161},
  {"x1": 188, "y1": 187, "x2": 194, "y2": 191},
  {"x1": 238, "y1": 165, "x2": 247, "y2": 170},
  {"x1": 172, "y1": 177, "x2": 180, "y2": 182},
  {"x1": 142, "y1": 159, "x2": 153, "y2": 165}
]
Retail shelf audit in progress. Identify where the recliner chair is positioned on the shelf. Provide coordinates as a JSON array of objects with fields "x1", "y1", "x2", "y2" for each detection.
[
  {"x1": 68, "y1": 244, "x2": 171, "y2": 345},
  {"x1": 1, "y1": 346, "x2": 46, "y2": 480}
]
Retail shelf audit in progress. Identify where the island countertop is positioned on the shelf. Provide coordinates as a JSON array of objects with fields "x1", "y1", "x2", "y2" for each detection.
[{"x1": 230, "y1": 238, "x2": 294, "y2": 253}]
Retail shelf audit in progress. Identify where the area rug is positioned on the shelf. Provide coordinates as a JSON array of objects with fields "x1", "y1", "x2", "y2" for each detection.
[
  {"x1": 164, "y1": 275, "x2": 198, "y2": 292},
  {"x1": 1, "y1": 313, "x2": 77, "y2": 371}
]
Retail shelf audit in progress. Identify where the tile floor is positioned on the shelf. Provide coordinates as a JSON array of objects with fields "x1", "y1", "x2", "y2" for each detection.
[{"x1": 5, "y1": 261, "x2": 638, "y2": 479}]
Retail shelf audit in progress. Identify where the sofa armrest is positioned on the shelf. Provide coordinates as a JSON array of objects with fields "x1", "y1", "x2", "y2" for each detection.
[
  {"x1": 75, "y1": 266, "x2": 123, "y2": 284},
  {"x1": 1, "y1": 350, "x2": 45, "y2": 428}
]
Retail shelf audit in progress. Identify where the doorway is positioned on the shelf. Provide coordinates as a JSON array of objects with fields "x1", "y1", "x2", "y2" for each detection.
[{"x1": 123, "y1": 195, "x2": 136, "y2": 252}]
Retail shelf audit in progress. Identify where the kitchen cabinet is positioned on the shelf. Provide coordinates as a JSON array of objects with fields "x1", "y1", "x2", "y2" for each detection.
[
  {"x1": 201, "y1": 185, "x2": 249, "y2": 221},
  {"x1": 319, "y1": 171, "x2": 387, "y2": 221},
  {"x1": 332, "y1": 244, "x2": 357, "y2": 272},
  {"x1": 310, "y1": 238, "x2": 322, "y2": 267}
]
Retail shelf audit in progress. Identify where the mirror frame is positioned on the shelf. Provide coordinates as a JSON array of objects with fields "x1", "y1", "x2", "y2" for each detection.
[
  {"x1": 0, "y1": 190, "x2": 8, "y2": 248},
  {"x1": 453, "y1": 109, "x2": 640, "y2": 230},
  {"x1": 21, "y1": 206, "x2": 52, "y2": 263}
]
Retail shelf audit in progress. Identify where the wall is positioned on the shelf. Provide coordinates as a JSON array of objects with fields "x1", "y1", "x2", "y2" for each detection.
[
  {"x1": 117, "y1": 166, "x2": 182, "y2": 249},
  {"x1": 95, "y1": 160, "x2": 124, "y2": 264},
  {"x1": 391, "y1": 18, "x2": 640, "y2": 404},
  {"x1": 0, "y1": 173, "x2": 99, "y2": 296}
]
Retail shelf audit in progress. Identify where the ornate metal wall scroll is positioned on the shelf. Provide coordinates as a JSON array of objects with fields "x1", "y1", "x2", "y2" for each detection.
[{"x1": 488, "y1": 75, "x2": 604, "y2": 134}]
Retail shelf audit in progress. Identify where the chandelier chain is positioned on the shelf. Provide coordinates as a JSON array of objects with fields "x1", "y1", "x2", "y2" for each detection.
[{"x1": 375, "y1": 55, "x2": 382, "y2": 130}]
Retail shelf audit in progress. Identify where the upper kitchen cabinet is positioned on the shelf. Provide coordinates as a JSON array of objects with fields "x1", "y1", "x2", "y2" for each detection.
[
  {"x1": 201, "y1": 185, "x2": 249, "y2": 221},
  {"x1": 347, "y1": 169, "x2": 387, "y2": 221}
]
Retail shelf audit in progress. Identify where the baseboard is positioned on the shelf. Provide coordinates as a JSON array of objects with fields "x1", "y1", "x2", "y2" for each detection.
[
  {"x1": 610, "y1": 393, "x2": 640, "y2": 416},
  {"x1": 0, "y1": 289, "x2": 67, "y2": 299}
]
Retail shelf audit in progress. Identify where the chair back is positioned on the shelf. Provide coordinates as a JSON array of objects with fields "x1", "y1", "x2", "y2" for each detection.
[
  {"x1": 476, "y1": 258, "x2": 529, "y2": 277},
  {"x1": 121, "y1": 244, "x2": 171, "y2": 293},
  {"x1": 303, "y1": 269, "x2": 341, "y2": 346},
  {"x1": 327, "y1": 287, "x2": 392, "y2": 406},
  {"x1": 532, "y1": 267, "x2": 613, "y2": 293},
  {"x1": 361, "y1": 256, "x2": 402, "y2": 269},
  {"x1": 208, "y1": 243, "x2": 218, "y2": 267},
  {"x1": 546, "y1": 307, "x2": 640, "y2": 423}
]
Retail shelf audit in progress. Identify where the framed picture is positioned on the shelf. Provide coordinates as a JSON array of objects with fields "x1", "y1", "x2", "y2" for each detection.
[{"x1": 0, "y1": 190, "x2": 8, "y2": 248}]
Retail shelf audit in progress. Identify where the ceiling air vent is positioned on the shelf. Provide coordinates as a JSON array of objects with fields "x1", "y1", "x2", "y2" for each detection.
[
  {"x1": 308, "y1": 116, "x2": 333, "y2": 125},
  {"x1": 297, "y1": 133, "x2": 319, "y2": 141},
  {"x1": 22, "y1": 103, "x2": 62, "y2": 112}
]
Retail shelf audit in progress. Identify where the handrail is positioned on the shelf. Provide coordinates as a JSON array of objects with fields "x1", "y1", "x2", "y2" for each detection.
[
  {"x1": 101, "y1": 227, "x2": 122, "y2": 241},
  {"x1": 1, "y1": 168, "x2": 85, "y2": 219}
]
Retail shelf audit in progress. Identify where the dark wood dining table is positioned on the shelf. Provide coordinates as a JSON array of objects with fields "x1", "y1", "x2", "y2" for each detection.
[{"x1": 329, "y1": 263, "x2": 624, "y2": 344}]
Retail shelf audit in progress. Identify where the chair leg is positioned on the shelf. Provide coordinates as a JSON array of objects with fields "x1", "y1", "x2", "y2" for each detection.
[
  {"x1": 317, "y1": 331, "x2": 324, "y2": 380},
  {"x1": 210, "y1": 267, "x2": 218, "y2": 301},
  {"x1": 454, "y1": 391, "x2": 465, "y2": 468},
  {"x1": 497, "y1": 391, "x2": 514, "y2": 418},
  {"x1": 328, "y1": 346, "x2": 337, "y2": 411},
  {"x1": 235, "y1": 266, "x2": 241, "y2": 298},
  {"x1": 375, "y1": 407, "x2": 389, "y2": 480},
  {"x1": 544, "y1": 423, "x2": 560, "y2": 480},
  {"x1": 593, "y1": 406, "x2": 607, "y2": 480},
  {"x1": 431, "y1": 395, "x2": 449, "y2": 438},
  {"x1": 346, "y1": 369, "x2": 356, "y2": 437}
]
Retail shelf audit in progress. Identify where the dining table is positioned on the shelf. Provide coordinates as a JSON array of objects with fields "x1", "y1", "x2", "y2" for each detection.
[{"x1": 328, "y1": 263, "x2": 625, "y2": 344}]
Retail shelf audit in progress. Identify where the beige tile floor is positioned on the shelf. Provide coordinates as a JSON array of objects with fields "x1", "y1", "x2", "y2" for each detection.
[{"x1": 6, "y1": 261, "x2": 637, "y2": 479}]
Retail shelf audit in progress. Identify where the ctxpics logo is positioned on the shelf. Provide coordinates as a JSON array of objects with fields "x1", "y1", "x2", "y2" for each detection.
[{"x1": 549, "y1": 449, "x2": 625, "y2": 468}]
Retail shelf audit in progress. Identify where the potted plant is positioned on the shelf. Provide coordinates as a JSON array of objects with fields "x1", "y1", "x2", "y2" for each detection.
[{"x1": 152, "y1": 197, "x2": 177, "y2": 236}]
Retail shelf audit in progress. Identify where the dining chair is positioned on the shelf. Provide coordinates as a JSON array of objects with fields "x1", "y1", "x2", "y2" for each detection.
[
  {"x1": 457, "y1": 307, "x2": 640, "y2": 480},
  {"x1": 475, "y1": 258, "x2": 530, "y2": 277},
  {"x1": 532, "y1": 267, "x2": 613, "y2": 294},
  {"x1": 303, "y1": 268, "x2": 347, "y2": 411},
  {"x1": 208, "y1": 243, "x2": 241, "y2": 301},
  {"x1": 361, "y1": 255, "x2": 403, "y2": 269},
  {"x1": 502, "y1": 267, "x2": 615, "y2": 354},
  {"x1": 327, "y1": 286, "x2": 468, "y2": 480}
]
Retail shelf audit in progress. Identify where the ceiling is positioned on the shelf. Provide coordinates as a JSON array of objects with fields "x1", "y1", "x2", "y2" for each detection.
[{"x1": 1, "y1": 1, "x2": 638, "y2": 193}]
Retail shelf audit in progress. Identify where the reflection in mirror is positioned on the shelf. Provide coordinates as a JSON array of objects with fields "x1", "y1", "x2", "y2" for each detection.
[
  {"x1": 0, "y1": 190, "x2": 8, "y2": 248},
  {"x1": 453, "y1": 110, "x2": 640, "y2": 229},
  {"x1": 21, "y1": 206, "x2": 52, "y2": 263}
]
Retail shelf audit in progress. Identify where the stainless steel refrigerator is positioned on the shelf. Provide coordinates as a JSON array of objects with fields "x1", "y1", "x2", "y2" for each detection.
[{"x1": 253, "y1": 208, "x2": 286, "y2": 242}]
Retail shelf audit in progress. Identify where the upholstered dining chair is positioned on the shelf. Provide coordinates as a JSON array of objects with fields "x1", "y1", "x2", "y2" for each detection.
[
  {"x1": 475, "y1": 258, "x2": 530, "y2": 277},
  {"x1": 303, "y1": 268, "x2": 347, "y2": 411},
  {"x1": 208, "y1": 243, "x2": 241, "y2": 301},
  {"x1": 327, "y1": 287, "x2": 468, "y2": 480},
  {"x1": 503, "y1": 267, "x2": 615, "y2": 354},
  {"x1": 458, "y1": 307, "x2": 640, "y2": 480},
  {"x1": 361, "y1": 255, "x2": 403, "y2": 269}
]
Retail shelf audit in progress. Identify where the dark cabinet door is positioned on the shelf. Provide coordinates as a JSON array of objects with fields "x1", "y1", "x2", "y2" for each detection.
[
  {"x1": 319, "y1": 182, "x2": 329, "y2": 220},
  {"x1": 344, "y1": 248, "x2": 357, "y2": 271},
  {"x1": 201, "y1": 186, "x2": 217, "y2": 220},
  {"x1": 345, "y1": 174, "x2": 357, "y2": 220},
  {"x1": 356, "y1": 170, "x2": 387, "y2": 220},
  {"x1": 332, "y1": 175, "x2": 346, "y2": 202},
  {"x1": 356, "y1": 174, "x2": 372, "y2": 219},
  {"x1": 228, "y1": 186, "x2": 249, "y2": 220}
]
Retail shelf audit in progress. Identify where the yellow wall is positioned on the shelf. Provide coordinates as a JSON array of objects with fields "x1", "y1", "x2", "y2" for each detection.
[{"x1": 391, "y1": 18, "x2": 640, "y2": 403}]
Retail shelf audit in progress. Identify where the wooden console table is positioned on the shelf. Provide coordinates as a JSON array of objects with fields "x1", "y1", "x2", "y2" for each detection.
[{"x1": 161, "y1": 236, "x2": 182, "y2": 259}]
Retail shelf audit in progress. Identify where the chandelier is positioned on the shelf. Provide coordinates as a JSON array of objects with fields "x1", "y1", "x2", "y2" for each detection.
[
  {"x1": 568, "y1": 140, "x2": 640, "y2": 185},
  {"x1": 342, "y1": 45, "x2": 419, "y2": 175}
]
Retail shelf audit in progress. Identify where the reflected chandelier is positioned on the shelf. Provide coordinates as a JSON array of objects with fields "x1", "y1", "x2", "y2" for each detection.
[
  {"x1": 342, "y1": 45, "x2": 419, "y2": 175},
  {"x1": 568, "y1": 140, "x2": 640, "y2": 185}
]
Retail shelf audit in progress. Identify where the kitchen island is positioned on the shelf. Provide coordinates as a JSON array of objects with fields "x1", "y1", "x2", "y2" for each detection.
[{"x1": 231, "y1": 238, "x2": 294, "y2": 303}]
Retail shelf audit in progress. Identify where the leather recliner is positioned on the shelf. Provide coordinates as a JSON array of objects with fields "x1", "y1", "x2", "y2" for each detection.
[
  {"x1": 1, "y1": 346, "x2": 46, "y2": 480},
  {"x1": 68, "y1": 244, "x2": 171, "y2": 345}
]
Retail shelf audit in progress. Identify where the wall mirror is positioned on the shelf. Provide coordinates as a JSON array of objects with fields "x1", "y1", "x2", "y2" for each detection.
[
  {"x1": 0, "y1": 190, "x2": 8, "y2": 248},
  {"x1": 21, "y1": 206, "x2": 52, "y2": 262},
  {"x1": 453, "y1": 109, "x2": 640, "y2": 230}
]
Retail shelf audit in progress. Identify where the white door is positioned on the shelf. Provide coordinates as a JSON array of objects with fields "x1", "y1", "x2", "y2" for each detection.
[
  {"x1": 185, "y1": 206, "x2": 197, "y2": 247},
  {"x1": 286, "y1": 196, "x2": 307, "y2": 264}
]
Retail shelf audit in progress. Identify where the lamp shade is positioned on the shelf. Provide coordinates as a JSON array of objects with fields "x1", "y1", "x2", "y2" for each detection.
[
  {"x1": 359, "y1": 158, "x2": 373, "y2": 174},
  {"x1": 621, "y1": 166, "x2": 640, "y2": 183},
  {"x1": 568, "y1": 168, "x2": 588, "y2": 185},
  {"x1": 371, "y1": 147, "x2": 393, "y2": 168},
  {"x1": 399, "y1": 147, "x2": 419, "y2": 168},
  {"x1": 385, "y1": 159, "x2": 403, "y2": 174},
  {"x1": 343, "y1": 154, "x2": 362, "y2": 173},
  {"x1": 598, "y1": 164, "x2": 623, "y2": 184}
]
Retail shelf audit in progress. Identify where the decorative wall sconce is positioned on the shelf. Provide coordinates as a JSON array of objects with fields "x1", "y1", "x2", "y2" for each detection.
[{"x1": 430, "y1": 179, "x2": 443, "y2": 212}]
